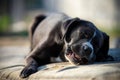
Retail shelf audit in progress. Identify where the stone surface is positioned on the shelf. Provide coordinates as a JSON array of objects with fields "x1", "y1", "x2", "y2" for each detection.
[{"x1": 0, "y1": 46, "x2": 120, "y2": 80}]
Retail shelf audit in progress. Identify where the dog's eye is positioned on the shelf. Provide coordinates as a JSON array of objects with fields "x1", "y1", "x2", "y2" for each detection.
[
  {"x1": 79, "y1": 32, "x2": 85, "y2": 38},
  {"x1": 80, "y1": 32, "x2": 88, "y2": 39},
  {"x1": 85, "y1": 32, "x2": 90, "y2": 38},
  {"x1": 84, "y1": 34, "x2": 89, "y2": 38}
]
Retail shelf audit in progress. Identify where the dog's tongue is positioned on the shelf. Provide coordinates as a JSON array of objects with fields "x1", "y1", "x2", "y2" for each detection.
[
  {"x1": 67, "y1": 52, "x2": 88, "y2": 64},
  {"x1": 67, "y1": 52, "x2": 81, "y2": 61},
  {"x1": 67, "y1": 52, "x2": 74, "y2": 56}
]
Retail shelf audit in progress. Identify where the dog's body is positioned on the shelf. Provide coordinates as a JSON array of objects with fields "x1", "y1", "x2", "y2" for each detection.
[{"x1": 20, "y1": 13, "x2": 112, "y2": 78}]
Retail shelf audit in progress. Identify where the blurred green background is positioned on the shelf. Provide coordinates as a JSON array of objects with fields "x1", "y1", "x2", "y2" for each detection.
[{"x1": 0, "y1": 0, "x2": 120, "y2": 48}]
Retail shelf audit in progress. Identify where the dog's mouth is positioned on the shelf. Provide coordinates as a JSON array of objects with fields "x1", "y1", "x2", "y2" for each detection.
[{"x1": 65, "y1": 51, "x2": 88, "y2": 65}]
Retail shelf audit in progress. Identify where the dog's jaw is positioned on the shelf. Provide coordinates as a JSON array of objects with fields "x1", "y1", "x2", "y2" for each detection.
[{"x1": 64, "y1": 50, "x2": 89, "y2": 65}]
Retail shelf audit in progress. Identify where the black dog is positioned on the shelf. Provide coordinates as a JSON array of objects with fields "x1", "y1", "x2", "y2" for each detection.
[{"x1": 20, "y1": 13, "x2": 112, "y2": 78}]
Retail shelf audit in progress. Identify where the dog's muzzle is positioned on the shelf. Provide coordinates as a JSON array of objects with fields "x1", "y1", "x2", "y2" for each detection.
[
  {"x1": 65, "y1": 31, "x2": 96, "y2": 65},
  {"x1": 65, "y1": 42, "x2": 93, "y2": 65}
]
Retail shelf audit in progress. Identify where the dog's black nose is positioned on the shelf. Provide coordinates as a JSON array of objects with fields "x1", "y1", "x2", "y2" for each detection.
[
  {"x1": 83, "y1": 45, "x2": 89, "y2": 51},
  {"x1": 82, "y1": 45, "x2": 92, "y2": 54}
]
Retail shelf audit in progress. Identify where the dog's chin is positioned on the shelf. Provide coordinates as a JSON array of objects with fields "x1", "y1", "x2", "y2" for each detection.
[{"x1": 65, "y1": 52, "x2": 88, "y2": 65}]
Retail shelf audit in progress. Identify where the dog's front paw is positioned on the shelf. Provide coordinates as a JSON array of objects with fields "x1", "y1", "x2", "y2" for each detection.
[{"x1": 20, "y1": 66, "x2": 37, "y2": 78}]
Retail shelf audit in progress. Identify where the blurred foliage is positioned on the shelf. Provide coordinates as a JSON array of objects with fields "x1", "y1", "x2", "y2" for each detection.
[
  {"x1": 0, "y1": 30, "x2": 28, "y2": 37},
  {"x1": 13, "y1": 30, "x2": 28, "y2": 36},
  {"x1": 99, "y1": 25, "x2": 120, "y2": 38},
  {"x1": 0, "y1": 15, "x2": 10, "y2": 32},
  {"x1": 110, "y1": 26, "x2": 120, "y2": 37}
]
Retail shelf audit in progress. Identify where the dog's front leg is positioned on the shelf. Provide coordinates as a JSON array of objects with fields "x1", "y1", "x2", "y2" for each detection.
[
  {"x1": 20, "y1": 45, "x2": 50, "y2": 78},
  {"x1": 20, "y1": 56, "x2": 38, "y2": 78}
]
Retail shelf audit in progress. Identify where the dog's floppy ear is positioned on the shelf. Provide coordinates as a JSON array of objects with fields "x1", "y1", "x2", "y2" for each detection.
[
  {"x1": 96, "y1": 32, "x2": 111, "y2": 61},
  {"x1": 101, "y1": 32, "x2": 109, "y2": 55},
  {"x1": 62, "y1": 17, "x2": 80, "y2": 42}
]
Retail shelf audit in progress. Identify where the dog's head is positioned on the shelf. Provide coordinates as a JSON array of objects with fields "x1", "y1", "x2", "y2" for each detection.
[{"x1": 62, "y1": 18, "x2": 109, "y2": 65}]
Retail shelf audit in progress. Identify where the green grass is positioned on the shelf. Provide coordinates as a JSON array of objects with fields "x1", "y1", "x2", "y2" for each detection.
[
  {"x1": 110, "y1": 28, "x2": 120, "y2": 37},
  {"x1": 0, "y1": 15, "x2": 10, "y2": 32},
  {"x1": 98, "y1": 25, "x2": 120, "y2": 38}
]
